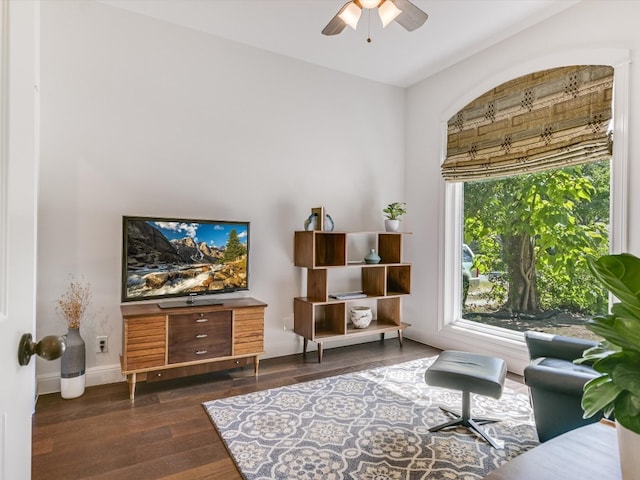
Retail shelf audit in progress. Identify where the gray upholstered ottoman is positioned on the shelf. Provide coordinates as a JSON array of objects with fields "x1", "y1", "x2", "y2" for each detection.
[{"x1": 425, "y1": 350, "x2": 507, "y2": 448}]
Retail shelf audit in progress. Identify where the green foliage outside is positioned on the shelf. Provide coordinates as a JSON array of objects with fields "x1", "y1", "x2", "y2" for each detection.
[
  {"x1": 464, "y1": 160, "x2": 610, "y2": 316},
  {"x1": 223, "y1": 229, "x2": 247, "y2": 263}
]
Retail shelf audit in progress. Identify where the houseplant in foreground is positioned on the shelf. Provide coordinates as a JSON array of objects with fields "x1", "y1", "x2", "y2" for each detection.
[
  {"x1": 579, "y1": 253, "x2": 640, "y2": 478},
  {"x1": 383, "y1": 202, "x2": 407, "y2": 232}
]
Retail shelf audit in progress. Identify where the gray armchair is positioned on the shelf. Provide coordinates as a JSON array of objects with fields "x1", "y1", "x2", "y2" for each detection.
[{"x1": 523, "y1": 330, "x2": 603, "y2": 442}]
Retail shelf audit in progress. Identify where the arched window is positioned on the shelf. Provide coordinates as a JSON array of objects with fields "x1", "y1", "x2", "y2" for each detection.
[{"x1": 442, "y1": 65, "x2": 621, "y2": 340}]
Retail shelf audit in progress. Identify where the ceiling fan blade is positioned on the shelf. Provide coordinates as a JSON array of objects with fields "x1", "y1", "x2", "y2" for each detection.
[
  {"x1": 321, "y1": 2, "x2": 352, "y2": 36},
  {"x1": 392, "y1": 0, "x2": 428, "y2": 31}
]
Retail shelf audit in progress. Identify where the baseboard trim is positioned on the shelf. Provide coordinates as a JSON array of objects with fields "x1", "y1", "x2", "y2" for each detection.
[{"x1": 37, "y1": 364, "x2": 125, "y2": 395}]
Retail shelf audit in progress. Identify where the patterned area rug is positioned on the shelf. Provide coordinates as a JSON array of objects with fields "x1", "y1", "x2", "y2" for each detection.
[{"x1": 203, "y1": 357, "x2": 538, "y2": 480}]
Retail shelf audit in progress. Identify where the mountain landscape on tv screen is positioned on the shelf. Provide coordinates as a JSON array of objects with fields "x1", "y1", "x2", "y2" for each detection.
[{"x1": 125, "y1": 220, "x2": 247, "y2": 299}]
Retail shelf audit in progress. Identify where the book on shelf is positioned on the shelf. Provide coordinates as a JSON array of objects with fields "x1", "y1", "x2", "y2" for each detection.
[{"x1": 329, "y1": 291, "x2": 367, "y2": 300}]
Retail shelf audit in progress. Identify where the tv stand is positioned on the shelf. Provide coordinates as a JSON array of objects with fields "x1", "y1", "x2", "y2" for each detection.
[
  {"x1": 157, "y1": 298, "x2": 224, "y2": 309},
  {"x1": 120, "y1": 297, "x2": 266, "y2": 400}
]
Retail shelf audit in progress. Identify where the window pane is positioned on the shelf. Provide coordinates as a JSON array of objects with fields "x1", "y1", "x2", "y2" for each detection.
[{"x1": 461, "y1": 160, "x2": 610, "y2": 341}]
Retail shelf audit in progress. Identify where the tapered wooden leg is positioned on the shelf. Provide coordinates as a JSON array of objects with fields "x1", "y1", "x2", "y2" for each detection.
[
  {"x1": 127, "y1": 373, "x2": 137, "y2": 401},
  {"x1": 397, "y1": 330, "x2": 404, "y2": 347},
  {"x1": 303, "y1": 338, "x2": 308, "y2": 357},
  {"x1": 317, "y1": 342, "x2": 323, "y2": 363},
  {"x1": 380, "y1": 333, "x2": 385, "y2": 341},
  {"x1": 254, "y1": 355, "x2": 260, "y2": 376}
]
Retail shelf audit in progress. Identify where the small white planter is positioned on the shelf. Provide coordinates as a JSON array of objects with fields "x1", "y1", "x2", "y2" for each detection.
[
  {"x1": 617, "y1": 420, "x2": 640, "y2": 479},
  {"x1": 349, "y1": 306, "x2": 372, "y2": 329},
  {"x1": 384, "y1": 219, "x2": 400, "y2": 232}
]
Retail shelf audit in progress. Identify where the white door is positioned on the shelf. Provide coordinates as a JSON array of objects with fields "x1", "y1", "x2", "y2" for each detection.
[{"x1": 1, "y1": 1, "x2": 39, "y2": 478}]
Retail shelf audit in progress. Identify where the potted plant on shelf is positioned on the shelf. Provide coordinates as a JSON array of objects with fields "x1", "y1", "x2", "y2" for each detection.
[
  {"x1": 578, "y1": 253, "x2": 640, "y2": 479},
  {"x1": 383, "y1": 202, "x2": 407, "y2": 232}
]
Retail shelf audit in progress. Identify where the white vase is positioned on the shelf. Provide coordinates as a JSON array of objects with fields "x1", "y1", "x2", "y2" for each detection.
[
  {"x1": 349, "y1": 306, "x2": 372, "y2": 329},
  {"x1": 617, "y1": 420, "x2": 640, "y2": 479},
  {"x1": 384, "y1": 219, "x2": 400, "y2": 232}
]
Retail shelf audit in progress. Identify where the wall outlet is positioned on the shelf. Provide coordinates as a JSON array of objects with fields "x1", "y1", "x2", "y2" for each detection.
[{"x1": 96, "y1": 336, "x2": 108, "y2": 354}]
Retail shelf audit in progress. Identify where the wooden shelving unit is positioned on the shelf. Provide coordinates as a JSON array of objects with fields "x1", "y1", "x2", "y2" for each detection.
[{"x1": 293, "y1": 231, "x2": 411, "y2": 362}]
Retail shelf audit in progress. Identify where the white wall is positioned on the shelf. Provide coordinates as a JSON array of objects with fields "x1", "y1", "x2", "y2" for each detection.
[
  {"x1": 36, "y1": 0, "x2": 405, "y2": 391},
  {"x1": 404, "y1": 0, "x2": 640, "y2": 372}
]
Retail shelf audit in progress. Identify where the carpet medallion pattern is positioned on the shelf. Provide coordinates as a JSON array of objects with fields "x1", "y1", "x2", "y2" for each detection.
[{"x1": 203, "y1": 357, "x2": 538, "y2": 479}]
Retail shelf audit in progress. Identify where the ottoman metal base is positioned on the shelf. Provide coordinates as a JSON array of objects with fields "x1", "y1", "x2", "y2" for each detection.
[
  {"x1": 426, "y1": 350, "x2": 507, "y2": 449},
  {"x1": 429, "y1": 391, "x2": 504, "y2": 449}
]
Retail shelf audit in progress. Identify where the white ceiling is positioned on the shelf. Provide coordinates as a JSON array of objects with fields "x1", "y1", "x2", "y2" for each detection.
[{"x1": 98, "y1": 0, "x2": 581, "y2": 87}]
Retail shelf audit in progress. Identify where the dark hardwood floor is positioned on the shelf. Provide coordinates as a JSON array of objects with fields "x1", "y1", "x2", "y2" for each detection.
[{"x1": 32, "y1": 339, "x2": 525, "y2": 479}]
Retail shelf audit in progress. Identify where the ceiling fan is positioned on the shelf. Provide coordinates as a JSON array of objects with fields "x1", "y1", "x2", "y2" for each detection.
[{"x1": 322, "y1": 0, "x2": 428, "y2": 37}]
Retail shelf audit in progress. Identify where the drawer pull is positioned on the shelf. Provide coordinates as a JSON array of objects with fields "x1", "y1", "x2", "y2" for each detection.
[
  {"x1": 195, "y1": 350, "x2": 208, "y2": 355},
  {"x1": 196, "y1": 318, "x2": 209, "y2": 323},
  {"x1": 196, "y1": 334, "x2": 208, "y2": 339}
]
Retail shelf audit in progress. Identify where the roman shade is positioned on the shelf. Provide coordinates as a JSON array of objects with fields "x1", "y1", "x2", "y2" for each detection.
[{"x1": 442, "y1": 65, "x2": 613, "y2": 182}]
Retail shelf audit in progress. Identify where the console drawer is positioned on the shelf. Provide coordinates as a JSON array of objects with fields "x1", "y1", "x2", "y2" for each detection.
[{"x1": 168, "y1": 311, "x2": 232, "y2": 364}]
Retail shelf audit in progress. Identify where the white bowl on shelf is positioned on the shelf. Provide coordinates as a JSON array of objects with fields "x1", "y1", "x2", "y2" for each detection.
[{"x1": 349, "y1": 306, "x2": 372, "y2": 329}]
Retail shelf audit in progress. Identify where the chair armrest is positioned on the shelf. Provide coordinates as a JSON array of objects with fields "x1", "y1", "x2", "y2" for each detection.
[
  {"x1": 524, "y1": 330, "x2": 598, "y2": 362},
  {"x1": 524, "y1": 362, "x2": 600, "y2": 396}
]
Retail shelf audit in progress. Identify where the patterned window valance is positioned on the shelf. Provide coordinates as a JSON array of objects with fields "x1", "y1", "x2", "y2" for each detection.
[{"x1": 442, "y1": 65, "x2": 614, "y2": 182}]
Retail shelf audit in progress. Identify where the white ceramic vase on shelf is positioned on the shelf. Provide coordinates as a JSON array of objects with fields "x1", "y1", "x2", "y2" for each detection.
[
  {"x1": 384, "y1": 219, "x2": 400, "y2": 232},
  {"x1": 617, "y1": 420, "x2": 640, "y2": 479},
  {"x1": 349, "y1": 306, "x2": 373, "y2": 329}
]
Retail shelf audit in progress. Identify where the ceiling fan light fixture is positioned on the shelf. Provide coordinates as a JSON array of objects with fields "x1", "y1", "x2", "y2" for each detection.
[
  {"x1": 378, "y1": 0, "x2": 402, "y2": 28},
  {"x1": 322, "y1": 0, "x2": 427, "y2": 37},
  {"x1": 359, "y1": 0, "x2": 381, "y2": 8},
  {"x1": 338, "y1": 2, "x2": 362, "y2": 29}
]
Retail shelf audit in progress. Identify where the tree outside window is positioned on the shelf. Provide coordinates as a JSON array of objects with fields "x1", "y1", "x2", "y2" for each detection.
[{"x1": 462, "y1": 160, "x2": 610, "y2": 340}]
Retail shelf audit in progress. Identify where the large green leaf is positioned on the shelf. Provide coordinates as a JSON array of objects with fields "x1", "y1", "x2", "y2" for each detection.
[
  {"x1": 614, "y1": 392, "x2": 640, "y2": 435},
  {"x1": 586, "y1": 312, "x2": 640, "y2": 353},
  {"x1": 588, "y1": 254, "x2": 640, "y2": 316},
  {"x1": 582, "y1": 375, "x2": 621, "y2": 418},
  {"x1": 592, "y1": 351, "x2": 627, "y2": 376},
  {"x1": 611, "y1": 359, "x2": 640, "y2": 398},
  {"x1": 576, "y1": 342, "x2": 619, "y2": 365}
]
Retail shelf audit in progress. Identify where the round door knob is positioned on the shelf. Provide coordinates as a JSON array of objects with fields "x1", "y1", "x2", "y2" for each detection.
[{"x1": 18, "y1": 333, "x2": 66, "y2": 366}]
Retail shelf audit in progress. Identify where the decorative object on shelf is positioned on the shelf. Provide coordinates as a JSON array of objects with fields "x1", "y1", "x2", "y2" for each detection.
[
  {"x1": 329, "y1": 291, "x2": 367, "y2": 300},
  {"x1": 364, "y1": 249, "x2": 381, "y2": 264},
  {"x1": 349, "y1": 306, "x2": 372, "y2": 329},
  {"x1": 383, "y1": 202, "x2": 406, "y2": 232},
  {"x1": 304, "y1": 206, "x2": 334, "y2": 231},
  {"x1": 56, "y1": 275, "x2": 91, "y2": 399},
  {"x1": 577, "y1": 253, "x2": 640, "y2": 479}
]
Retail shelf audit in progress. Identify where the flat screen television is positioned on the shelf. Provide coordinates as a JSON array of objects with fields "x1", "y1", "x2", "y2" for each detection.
[{"x1": 121, "y1": 216, "x2": 249, "y2": 307}]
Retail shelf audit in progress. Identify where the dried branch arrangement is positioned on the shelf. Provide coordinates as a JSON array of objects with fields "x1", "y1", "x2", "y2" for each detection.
[{"x1": 56, "y1": 276, "x2": 92, "y2": 329}]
